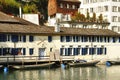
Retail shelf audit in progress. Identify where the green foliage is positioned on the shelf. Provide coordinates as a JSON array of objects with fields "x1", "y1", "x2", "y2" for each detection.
[
  {"x1": 0, "y1": 0, "x2": 20, "y2": 15},
  {"x1": 0, "y1": 0, "x2": 20, "y2": 7},
  {"x1": 91, "y1": 12, "x2": 96, "y2": 22},
  {"x1": 0, "y1": 0, "x2": 48, "y2": 23},
  {"x1": 99, "y1": 14, "x2": 103, "y2": 22},
  {"x1": 71, "y1": 11, "x2": 86, "y2": 22},
  {"x1": 86, "y1": 9, "x2": 90, "y2": 21},
  {"x1": 23, "y1": 3, "x2": 38, "y2": 13}
]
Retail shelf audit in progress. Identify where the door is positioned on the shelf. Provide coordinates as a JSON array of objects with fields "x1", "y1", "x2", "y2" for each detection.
[{"x1": 39, "y1": 48, "x2": 45, "y2": 59}]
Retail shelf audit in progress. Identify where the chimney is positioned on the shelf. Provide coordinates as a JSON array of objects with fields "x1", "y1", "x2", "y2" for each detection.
[
  {"x1": 55, "y1": 23, "x2": 60, "y2": 32},
  {"x1": 19, "y1": 6, "x2": 22, "y2": 18}
]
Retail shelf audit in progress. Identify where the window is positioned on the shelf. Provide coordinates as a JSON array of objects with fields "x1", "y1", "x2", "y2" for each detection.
[
  {"x1": 112, "y1": 0, "x2": 117, "y2": 1},
  {"x1": 112, "y1": 16, "x2": 117, "y2": 22},
  {"x1": 29, "y1": 48, "x2": 34, "y2": 55},
  {"x1": 72, "y1": 5, "x2": 75, "y2": 9},
  {"x1": 119, "y1": 37, "x2": 120, "y2": 42},
  {"x1": 60, "y1": 48, "x2": 64, "y2": 55},
  {"x1": 23, "y1": 35, "x2": 26, "y2": 42},
  {"x1": 29, "y1": 36, "x2": 34, "y2": 42},
  {"x1": 118, "y1": 27, "x2": 120, "y2": 32},
  {"x1": 82, "y1": 48, "x2": 88, "y2": 55},
  {"x1": 11, "y1": 35, "x2": 18, "y2": 42},
  {"x1": 104, "y1": 47, "x2": 107, "y2": 55},
  {"x1": 48, "y1": 36, "x2": 52, "y2": 42},
  {"x1": 67, "y1": 4, "x2": 69, "y2": 8},
  {"x1": 112, "y1": 26, "x2": 118, "y2": 32},
  {"x1": 112, "y1": 37, "x2": 117, "y2": 43},
  {"x1": 112, "y1": 6, "x2": 117, "y2": 12},
  {"x1": 97, "y1": 48, "x2": 103, "y2": 55},
  {"x1": 118, "y1": 17, "x2": 120, "y2": 22},
  {"x1": 19, "y1": 35, "x2": 22, "y2": 42},
  {"x1": 118, "y1": 7, "x2": 120, "y2": 12},
  {"x1": 65, "y1": 48, "x2": 68, "y2": 56},
  {"x1": 68, "y1": 48, "x2": 73, "y2": 55},
  {"x1": 66, "y1": 36, "x2": 70, "y2": 42},
  {"x1": 60, "y1": 36, "x2": 65, "y2": 42},
  {"x1": 81, "y1": 36, "x2": 88, "y2": 42},
  {"x1": 89, "y1": 48, "x2": 95, "y2": 55},
  {"x1": 90, "y1": 8, "x2": 93, "y2": 12},
  {"x1": 23, "y1": 48, "x2": 26, "y2": 55},
  {"x1": 104, "y1": 6, "x2": 108, "y2": 11},
  {"x1": 7, "y1": 35, "x2": 10, "y2": 41},
  {"x1": 0, "y1": 34, "x2": 7, "y2": 42},
  {"x1": 60, "y1": 3, "x2": 63, "y2": 8}
]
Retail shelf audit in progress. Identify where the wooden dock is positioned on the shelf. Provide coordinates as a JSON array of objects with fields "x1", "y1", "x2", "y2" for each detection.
[{"x1": 0, "y1": 55, "x2": 74, "y2": 66}]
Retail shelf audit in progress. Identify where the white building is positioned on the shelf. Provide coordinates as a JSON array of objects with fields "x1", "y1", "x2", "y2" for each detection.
[
  {"x1": 0, "y1": 11, "x2": 120, "y2": 61},
  {"x1": 48, "y1": 0, "x2": 81, "y2": 26},
  {"x1": 79, "y1": 0, "x2": 120, "y2": 33}
]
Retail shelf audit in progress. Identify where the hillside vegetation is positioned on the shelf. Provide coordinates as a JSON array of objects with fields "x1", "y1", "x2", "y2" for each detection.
[{"x1": 0, "y1": 0, "x2": 48, "y2": 21}]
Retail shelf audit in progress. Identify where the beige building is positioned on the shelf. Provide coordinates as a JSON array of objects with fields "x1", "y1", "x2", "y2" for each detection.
[{"x1": 0, "y1": 11, "x2": 120, "y2": 61}]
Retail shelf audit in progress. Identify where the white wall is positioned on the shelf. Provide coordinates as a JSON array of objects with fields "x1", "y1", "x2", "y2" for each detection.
[
  {"x1": 23, "y1": 14, "x2": 39, "y2": 25},
  {"x1": 79, "y1": 0, "x2": 120, "y2": 32}
]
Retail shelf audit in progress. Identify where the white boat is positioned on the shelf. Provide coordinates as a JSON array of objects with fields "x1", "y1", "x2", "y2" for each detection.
[
  {"x1": 68, "y1": 60, "x2": 100, "y2": 67},
  {"x1": 9, "y1": 62, "x2": 55, "y2": 70}
]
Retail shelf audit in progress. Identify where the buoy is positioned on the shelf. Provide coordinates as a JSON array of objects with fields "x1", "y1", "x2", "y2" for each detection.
[
  {"x1": 61, "y1": 63, "x2": 65, "y2": 69},
  {"x1": 106, "y1": 61, "x2": 111, "y2": 66},
  {"x1": 4, "y1": 67, "x2": 8, "y2": 72}
]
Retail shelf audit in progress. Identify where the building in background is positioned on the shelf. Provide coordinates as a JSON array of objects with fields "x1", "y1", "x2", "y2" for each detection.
[
  {"x1": 48, "y1": 0, "x2": 81, "y2": 26},
  {"x1": 79, "y1": 0, "x2": 120, "y2": 33}
]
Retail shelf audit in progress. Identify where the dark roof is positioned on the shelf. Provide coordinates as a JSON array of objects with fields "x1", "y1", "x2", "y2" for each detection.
[
  {"x1": 0, "y1": 12, "x2": 19, "y2": 23},
  {"x1": 0, "y1": 11, "x2": 119, "y2": 37}
]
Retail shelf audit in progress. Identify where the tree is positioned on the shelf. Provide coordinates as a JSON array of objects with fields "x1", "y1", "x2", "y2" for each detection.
[
  {"x1": 99, "y1": 14, "x2": 103, "y2": 22},
  {"x1": 0, "y1": 0, "x2": 20, "y2": 15},
  {"x1": 23, "y1": 3, "x2": 38, "y2": 13},
  {"x1": 71, "y1": 11, "x2": 86, "y2": 22},
  {"x1": 86, "y1": 9, "x2": 90, "y2": 21},
  {"x1": 92, "y1": 12, "x2": 96, "y2": 22}
]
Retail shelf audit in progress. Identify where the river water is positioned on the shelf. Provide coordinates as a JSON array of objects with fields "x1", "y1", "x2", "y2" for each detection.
[{"x1": 0, "y1": 65, "x2": 120, "y2": 80}]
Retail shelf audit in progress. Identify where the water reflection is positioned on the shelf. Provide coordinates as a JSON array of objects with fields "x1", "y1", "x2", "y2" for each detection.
[{"x1": 0, "y1": 66, "x2": 120, "y2": 80}]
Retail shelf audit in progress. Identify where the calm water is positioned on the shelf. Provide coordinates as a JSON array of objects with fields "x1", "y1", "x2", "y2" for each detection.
[{"x1": 0, "y1": 65, "x2": 120, "y2": 80}]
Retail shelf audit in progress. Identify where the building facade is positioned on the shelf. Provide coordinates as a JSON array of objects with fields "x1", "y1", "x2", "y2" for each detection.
[
  {"x1": 48, "y1": 0, "x2": 81, "y2": 26},
  {"x1": 0, "y1": 11, "x2": 120, "y2": 60},
  {"x1": 79, "y1": 0, "x2": 120, "y2": 33}
]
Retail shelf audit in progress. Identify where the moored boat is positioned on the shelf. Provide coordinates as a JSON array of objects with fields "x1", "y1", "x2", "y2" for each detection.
[
  {"x1": 106, "y1": 60, "x2": 120, "y2": 66},
  {"x1": 68, "y1": 60, "x2": 100, "y2": 67},
  {"x1": 9, "y1": 62, "x2": 55, "y2": 70}
]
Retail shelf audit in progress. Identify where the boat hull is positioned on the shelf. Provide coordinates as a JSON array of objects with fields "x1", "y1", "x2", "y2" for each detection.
[
  {"x1": 106, "y1": 61, "x2": 120, "y2": 66},
  {"x1": 9, "y1": 62, "x2": 55, "y2": 70},
  {"x1": 68, "y1": 60, "x2": 99, "y2": 67}
]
